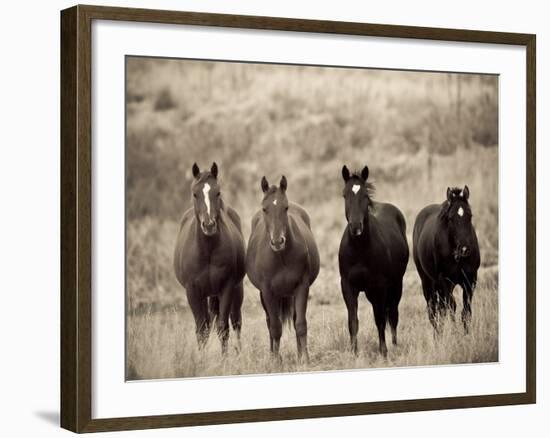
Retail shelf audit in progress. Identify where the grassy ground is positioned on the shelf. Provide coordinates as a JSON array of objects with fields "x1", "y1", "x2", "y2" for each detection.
[
  {"x1": 125, "y1": 58, "x2": 499, "y2": 380},
  {"x1": 127, "y1": 268, "x2": 498, "y2": 380}
]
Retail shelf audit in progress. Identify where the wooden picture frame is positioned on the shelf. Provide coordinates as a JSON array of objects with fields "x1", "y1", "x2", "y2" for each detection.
[{"x1": 60, "y1": 4, "x2": 536, "y2": 433}]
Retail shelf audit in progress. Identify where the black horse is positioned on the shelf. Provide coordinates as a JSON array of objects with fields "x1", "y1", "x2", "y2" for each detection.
[
  {"x1": 413, "y1": 186, "x2": 480, "y2": 332},
  {"x1": 338, "y1": 165, "x2": 409, "y2": 356},
  {"x1": 174, "y1": 162, "x2": 246, "y2": 353},
  {"x1": 246, "y1": 176, "x2": 320, "y2": 361}
]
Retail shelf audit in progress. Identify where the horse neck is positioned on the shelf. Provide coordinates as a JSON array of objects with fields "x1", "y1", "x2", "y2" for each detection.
[
  {"x1": 273, "y1": 216, "x2": 302, "y2": 257},
  {"x1": 435, "y1": 213, "x2": 452, "y2": 245},
  {"x1": 285, "y1": 216, "x2": 298, "y2": 249},
  {"x1": 194, "y1": 211, "x2": 226, "y2": 253}
]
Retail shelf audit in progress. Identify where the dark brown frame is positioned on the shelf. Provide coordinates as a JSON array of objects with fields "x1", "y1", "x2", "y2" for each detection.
[{"x1": 61, "y1": 4, "x2": 536, "y2": 433}]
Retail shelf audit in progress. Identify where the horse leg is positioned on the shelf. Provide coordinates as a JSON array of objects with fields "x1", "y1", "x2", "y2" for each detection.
[
  {"x1": 369, "y1": 290, "x2": 388, "y2": 357},
  {"x1": 418, "y1": 269, "x2": 438, "y2": 332},
  {"x1": 427, "y1": 295, "x2": 439, "y2": 334},
  {"x1": 216, "y1": 286, "x2": 234, "y2": 355},
  {"x1": 294, "y1": 285, "x2": 309, "y2": 363},
  {"x1": 341, "y1": 278, "x2": 359, "y2": 354},
  {"x1": 462, "y1": 273, "x2": 477, "y2": 333},
  {"x1": 259, "y1": 292, "x2": 272, "y2": 351},
  {"x1": 230, "y1": 282, "x2": 244, "y2": 352},
  {"x1": 388, "y1": 280, "x2": 403, "y2": 346},
  {"x1": 187, "y1": 290, "x2": 210, "y2": 349},
  {"x1": 438, "y1": 280, "x2": 455, "y2": 324},
  {"x1": 263, "y1": 291, "x2": 282, "y2": 359},
  {"x1": 448, "y1": 290, "x2": 457, "y2": 323}
]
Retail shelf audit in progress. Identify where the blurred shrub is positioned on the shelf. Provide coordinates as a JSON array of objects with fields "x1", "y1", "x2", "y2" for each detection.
[
  {"x1": 154, "y1": 87, "x2": 177, "y2": 111},
  {"x1": 125, "y1": 59, "x2": 499, "y2": 311},
  {"x1": 469, "y1": 91, "x2": 498, "y2": 147}
]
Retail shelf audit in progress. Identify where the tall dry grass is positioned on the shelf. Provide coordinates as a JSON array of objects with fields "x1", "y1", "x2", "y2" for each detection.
[{"x1": 125, "y1": 58, "x2": 499, "y2": 380}]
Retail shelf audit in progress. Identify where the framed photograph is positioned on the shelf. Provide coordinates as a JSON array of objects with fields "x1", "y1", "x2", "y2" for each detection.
[{"x1": 60, "y1": 4, "x2": 536, "y2": 433}]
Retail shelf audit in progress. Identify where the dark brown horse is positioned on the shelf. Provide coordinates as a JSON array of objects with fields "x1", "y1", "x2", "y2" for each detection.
[
  {"x1": 413, "y1": 186, "x2": 480, "y2": 333},
  {"x1": 174, "y1": 162, "x2": 245, "y2": 353},
  {"x1": 246, "y1": 176, "x2": 320, "y2": 361},
  {"x1": 338, "y1": 165, "x2": 409, "y2": 356}
]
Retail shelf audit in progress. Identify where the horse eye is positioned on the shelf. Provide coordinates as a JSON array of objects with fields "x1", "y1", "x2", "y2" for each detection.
[
  {"x1": 216, "y1": 192, "x2": 221, "y2": 197},
  {"x1": 285, "y1": 207, "x2": 289, "y2": 211},
  {"x1": 193, "y1": 194, "x2": 197, "y2": 198},
  {"x1": 262, "y1": 207, "x2": 267, "y2": 213}
]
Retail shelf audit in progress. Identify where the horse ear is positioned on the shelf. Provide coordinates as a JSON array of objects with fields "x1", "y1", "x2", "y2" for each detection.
[
  {"x1": 342, "y1": 165, "x2": 350, "y2": 182},
  {"x1": 280, "y1": 175, "x2": 287, "y2": 192},
  {"x1": 192, "y1": 163, "x2": 200, "y2": 179},
  {"x1": 210, "y1": 162, "x2": 218, "y2": 179},
  {"x1": 261, "y1": 176, "x2": 269, "y2": 193},
  {"x1": 463, "y1": 185, "x2": 470, "y2": 200},
  {"x1": 361, "y1": 165, "x2": 369, "y2": 181},
  {"x1": 446, "y1": 187, "x2": 452, "y2": 202}
]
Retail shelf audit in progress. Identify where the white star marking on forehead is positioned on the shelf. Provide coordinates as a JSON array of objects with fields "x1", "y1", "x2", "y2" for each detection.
[
  {"x1": 352, "y1": 184, "x2": 361, "y2": 195},
  {"x1": 273, "y1": 199, "x2": 277, "y2": 206},
  {"x1": 458, "y1": 207, "x2": 464, "y2": 217},
  {"x1": 202, "y1": 183, "x2": 211, "y2": 218}
]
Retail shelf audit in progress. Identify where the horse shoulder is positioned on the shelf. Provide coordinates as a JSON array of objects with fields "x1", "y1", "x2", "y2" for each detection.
[
  {"x1": 177, "y1": 207, "x2": 195, "y2": 231},
  {"x1": 413, "y1": 204, "x2": 439, "y2": 244},
  {"x1": 249, "y1": 209, "x2": 263, "y2": 234},
  {"x1": 174, "y1": 210, "x2": 199, "y2": 287},
  {"x1": 246, "y1": 210, "x2": 266, "y2": 284},
  {"x1": 224, "y1": 205, "x2": 243, "y2": 234},
  {"x1": 289, "y1": 202, "x2": 311, "y2": 229},
  {"x1": 373, "y1": 202, "x2": 407, "y2": 234},
  {"x1": 469, "y1": 229, "x2": 481, "y2": 271},
  {"x1": 290, "y1": 215, "x2": 320, "y2": 283}
]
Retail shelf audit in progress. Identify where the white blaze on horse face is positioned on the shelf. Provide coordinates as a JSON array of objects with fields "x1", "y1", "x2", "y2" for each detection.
[
  {"x1": 352, "y1": 184, "x2": 361, "y2": 195},
  {"x1": 273, "y1": 199, "x2": 277, "y2": 206},
  {"x1": 202, "y1": 183, "x2": 211, "y2": 219},
  {"x1": 458, "y1": 207, "x2": 464, "y2": 217}
]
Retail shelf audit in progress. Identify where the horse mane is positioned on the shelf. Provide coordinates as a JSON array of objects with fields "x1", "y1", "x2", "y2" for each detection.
[{"x1": 438, "y1": 187, "x2": 467, "y2": 220}]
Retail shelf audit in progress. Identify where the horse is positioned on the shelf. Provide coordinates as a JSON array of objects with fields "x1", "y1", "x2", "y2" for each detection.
[
  {"x1": 338, "y1": 165, "x2": 409, "y2": 357},
  {"x1": 173, "y1": 162, "x2": 246, "y2": 353},
  {"x1": 246, "y1": 176, "x2": 320, "y2": 361},
  {"x1": 412, "y1": 186, "x2": 480, "y2": 333}
]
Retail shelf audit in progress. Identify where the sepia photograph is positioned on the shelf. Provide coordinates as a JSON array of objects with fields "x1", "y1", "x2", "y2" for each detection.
[{"x1": 125, "y1": 56, "x2": 499, "y2": 381}]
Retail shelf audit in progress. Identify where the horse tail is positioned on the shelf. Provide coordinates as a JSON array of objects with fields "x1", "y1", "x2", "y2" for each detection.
[
  {"x1": 280, "y1": 296, "x2": 294, "y2": 328},
  {"x1": 208, "y1": 296, "x2": 219, "y2": 322}
]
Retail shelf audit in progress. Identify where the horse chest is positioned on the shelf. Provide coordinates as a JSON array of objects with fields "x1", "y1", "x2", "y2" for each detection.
[
  {"x1": 343, "y1": 246, "x2": 388, "y2": 290},
  {"x1": 439, "y1": 259, "x2": 474, "y2": 284},
  {"x1": 257, "y1": 248, "x2": 307, "y2": 295},
  {"x1": 347, "y1": 263, "x2": 375, "y2": 289},
  {"x1": 269, "y1": 268, "x2": 304, "y2": 296},
  {"x1": 191, "y1": 260, "x2": 232, "y2": 295},
  {"x1": 179, "y1": 239, "x2": 238, "y2": 293}
]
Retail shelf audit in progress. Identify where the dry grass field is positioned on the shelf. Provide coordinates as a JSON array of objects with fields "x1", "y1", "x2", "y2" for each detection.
[{"x1": 125, "y1": 58, "x2": 499, "y2": 380}]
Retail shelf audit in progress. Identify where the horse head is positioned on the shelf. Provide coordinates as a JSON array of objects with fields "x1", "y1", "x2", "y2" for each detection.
[
  {"x1": 341, "y1": 164, "x2": 374, "y2": 237},
  {"x1": 191, "y1": 162, "x2": 222, "y2": 236},
  {"x1": 261, "y1": 175, "x2": 290, "y2": 252},
  {"x1": 440, "y1": 186, "x2": 476, "y2": 261}
]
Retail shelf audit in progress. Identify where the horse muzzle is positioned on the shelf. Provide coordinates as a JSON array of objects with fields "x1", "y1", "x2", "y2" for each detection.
[
  {"x1": 269, "y1": 236, "x2": 286, "y2": 252},
  {"x1": 200, "y1": 219, "x2": 217, "y2": 236},
  {"x1": 349, "y1": 222, "x2": 364, "y2": 237},
  {"x1": 454, "y1": 245, "x2": 470, "y2": 261}
]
